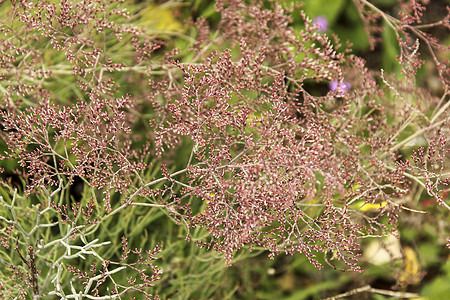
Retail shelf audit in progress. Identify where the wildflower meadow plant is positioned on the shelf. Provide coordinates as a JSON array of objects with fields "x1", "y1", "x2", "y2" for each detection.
[{"x1": 0, "y1": 0, "x2": 449, "y2": 299}]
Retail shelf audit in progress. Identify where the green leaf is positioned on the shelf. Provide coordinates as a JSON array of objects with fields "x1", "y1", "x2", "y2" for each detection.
[
  {"x1": 301, "y1": 0, "x2": 346, "y2": 24},
  {"x1": 421, "y1": 260, "x2": 450, "y2": 299},
  {"x1": 382, "y1": 22, "x2": 400, "y2": 74}
]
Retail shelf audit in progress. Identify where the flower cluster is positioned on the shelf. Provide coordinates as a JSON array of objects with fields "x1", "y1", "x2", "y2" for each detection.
[{"x1": 0, "y1": 0, "x2": 449, "y2": 298}]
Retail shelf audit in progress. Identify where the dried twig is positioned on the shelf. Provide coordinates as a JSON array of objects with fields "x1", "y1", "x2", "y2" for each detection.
[
  {"x1": 322, "y1": 285, "x2": 420, "y2": 300},
  {"x1": 15, "y1": 240, "x2": 39, "y2": 297}
]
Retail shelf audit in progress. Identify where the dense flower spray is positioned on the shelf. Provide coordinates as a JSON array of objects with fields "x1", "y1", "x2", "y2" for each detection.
[{"x1": 0, "y1": 0, "x2": 449, "y2": 298}]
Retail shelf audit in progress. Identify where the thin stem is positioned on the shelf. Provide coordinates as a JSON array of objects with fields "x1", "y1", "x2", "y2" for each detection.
[{"x1": 322, "y1": 285, "x2": 419, "y2": 300}]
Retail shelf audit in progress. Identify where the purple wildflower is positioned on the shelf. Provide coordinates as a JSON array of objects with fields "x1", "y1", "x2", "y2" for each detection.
[
  {"x1": 313, "y1": 16, "x2": 328, "y2": 32},
  {"x1": 329, "y1": 80, "x2": 351, "y2": 94}
]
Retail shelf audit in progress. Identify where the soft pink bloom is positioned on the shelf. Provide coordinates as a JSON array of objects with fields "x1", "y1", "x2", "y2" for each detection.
[{"x1": 313, "y1": 16, "x2": 328, "y2": 32}]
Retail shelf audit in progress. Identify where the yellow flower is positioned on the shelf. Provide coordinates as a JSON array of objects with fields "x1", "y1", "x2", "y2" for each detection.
[{"x1": 352, "y1": 201, "x2": 387, "y2": 212}]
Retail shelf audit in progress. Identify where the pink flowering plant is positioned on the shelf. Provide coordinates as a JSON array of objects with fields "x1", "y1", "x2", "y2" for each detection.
[{"x1": 0, "y1": 0, "x2": 449, "y2": 298}]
